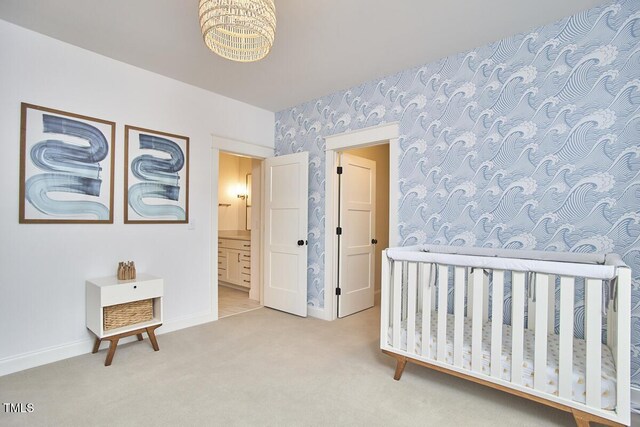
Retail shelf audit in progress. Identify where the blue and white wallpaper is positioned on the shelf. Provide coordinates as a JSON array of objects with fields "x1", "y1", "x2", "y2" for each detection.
[{"x1": 275, "y1": 1, "x2": 640, "y2": 387}]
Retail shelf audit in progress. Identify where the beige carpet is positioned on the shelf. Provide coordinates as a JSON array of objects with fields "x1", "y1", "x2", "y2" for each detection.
[{"x1": 0, "y1": 307, "x2": 635, "y2": 426}]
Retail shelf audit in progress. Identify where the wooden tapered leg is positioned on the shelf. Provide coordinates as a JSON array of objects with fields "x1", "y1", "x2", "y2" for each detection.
[
  {"x1": 146, "y1": 326, "x2": 160, "y2": 351},
  {"x1": 93, "y1": 325, "x2": 162, "y2": 366},
  {"x1": 104, "y1": 338, "x2": 119, "y2": 366},
  {"x1": 393, "y1": 356, "x2": 408, "y2": 381},
  {"x1": 572, "y1": 410, "x2": 591, "y2": 427}
]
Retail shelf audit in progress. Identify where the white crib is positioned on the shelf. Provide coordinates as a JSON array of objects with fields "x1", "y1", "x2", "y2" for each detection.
[{"x1": 381, "y1": 245, "x2": 631, "y2": 427}]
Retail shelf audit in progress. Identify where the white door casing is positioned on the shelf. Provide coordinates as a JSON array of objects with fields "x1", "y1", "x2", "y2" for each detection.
[
  {"x1": 338, "y1": 153, "x2": 376, "y2": 317},
  {"x1": 263, "y1": 151, "x2": 309, "y2": 317}
]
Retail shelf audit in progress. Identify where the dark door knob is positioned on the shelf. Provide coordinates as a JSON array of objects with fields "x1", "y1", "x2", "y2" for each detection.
[
  {"x1": 297, "y1": 240, "x2": 304, "y2": 246},
  {"x1": 372, "y1": 239, "x2": 378, "y2": 244}
]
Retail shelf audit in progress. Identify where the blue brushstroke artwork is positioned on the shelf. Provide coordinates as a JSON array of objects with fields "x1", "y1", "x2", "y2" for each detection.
[
  {"x1": 127, "y1": 133, "x2": 186, "y2": 220},
  {"x1": 24, "y1": 112, "x2": 111, "y2": 220},
  {"x1": 26, "y1": 173, "x2": 109, "y2": 219}
]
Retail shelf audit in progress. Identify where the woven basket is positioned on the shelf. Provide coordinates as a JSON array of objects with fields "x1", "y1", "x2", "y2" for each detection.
[{"x1": 103, "y1": 299, "x2": 153, "y2": 331}]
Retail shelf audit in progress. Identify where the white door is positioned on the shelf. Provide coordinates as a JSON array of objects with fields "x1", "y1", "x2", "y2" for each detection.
[
  {"x1": 338, "y1": 153, "x2": 376, "y2": 317},
  {"x1": 263, "y1": 152, "x2": 309, "y2": 317}
]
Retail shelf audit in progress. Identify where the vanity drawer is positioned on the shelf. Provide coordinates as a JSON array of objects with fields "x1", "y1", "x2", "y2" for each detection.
[
  {"x1": 219, "y1": 238, "x2": 251, "y2": 250},
  {"x1": 241, "y1": 260, "x2": 251, "y2": 272},
  {"x1": 240, "y1": 273, "x2": 251, "y2": 288},
  {"x1": 218, "y1": 256, "x2": 228, "y2": 270}
]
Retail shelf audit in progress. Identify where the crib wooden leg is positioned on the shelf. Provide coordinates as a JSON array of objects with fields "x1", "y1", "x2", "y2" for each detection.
[
  {"x1": 572, "y1": 410, "x2": 590, "y2": 427},
  {"x1": 393, "y1": 356, "x2": 408, "y2": 381}
]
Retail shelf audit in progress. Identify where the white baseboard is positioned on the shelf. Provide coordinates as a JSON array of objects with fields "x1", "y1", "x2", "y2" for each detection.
[
  {"x1": 0, "y1": 310, "x2": 215, "y2": 377},
  {"x1": 157, "y1": 310, "x2": 215, "y2": 335},
  {"x1": 632, "y1": 386, "x2": 640, "y2": 414},
  {"x1": 307, "y1": 304, "x2": 331, "y2": 321}
]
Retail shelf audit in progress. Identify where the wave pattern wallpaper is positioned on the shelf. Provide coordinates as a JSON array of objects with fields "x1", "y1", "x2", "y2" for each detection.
[
  {"x1": 275, "y1": 1, "x2": 640, "y2": 387},
  {"x1": 20, "y1": 104, "x2": 115, "y2": 223}
]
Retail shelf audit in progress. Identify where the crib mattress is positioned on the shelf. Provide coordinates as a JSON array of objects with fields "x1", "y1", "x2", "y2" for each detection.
[{"x1": 387, "y1": 311, "x2": 617, "y2": 410}]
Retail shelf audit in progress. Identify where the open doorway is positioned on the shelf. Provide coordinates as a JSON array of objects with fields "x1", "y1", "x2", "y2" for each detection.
[
  {"x1": 321, "y1": 122, "x2": 400, "y2": 321},
  {"x1": 336, "y1": 144, "x2": 390, "y2": 318},
  {"x1": 217, "y1": 152, "x2": 262, "y2": 318},
  {"x1": 212, "y1": 137, "x2": 310, "y2": 320}
]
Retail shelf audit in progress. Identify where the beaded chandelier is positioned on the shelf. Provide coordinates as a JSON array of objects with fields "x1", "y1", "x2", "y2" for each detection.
[{"x1": 199, "y1": 0, "x2": 276, "y2": 62}]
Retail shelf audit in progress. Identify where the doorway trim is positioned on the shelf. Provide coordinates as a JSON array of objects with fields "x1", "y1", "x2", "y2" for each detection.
[
  {"x1": 322, "y1": 122, "x2": 400, "y2": 321},
  {"x1": 211, "y1": 135, "x2": 273, "y2": 320}
]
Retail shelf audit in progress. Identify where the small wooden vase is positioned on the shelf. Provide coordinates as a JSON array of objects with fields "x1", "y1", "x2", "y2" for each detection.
[{"x1": 117, "y1": 261, "x2": 136, "y2": 280}]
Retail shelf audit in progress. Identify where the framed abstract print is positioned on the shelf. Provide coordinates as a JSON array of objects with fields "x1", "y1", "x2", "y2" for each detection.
[
  {"x1": 19, "y1": 103, "x2": 115, "y2": 223},
  {"x1": 124, "y1": 125, "x2": 189, "y2": 224}
]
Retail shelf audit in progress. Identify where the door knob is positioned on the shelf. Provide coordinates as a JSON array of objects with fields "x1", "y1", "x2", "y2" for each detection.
[
  {"x1": 372, "y1": 239, "x2": 378, "y2": 244},
  {"x1": 297, "y1": 240, "x2": 304, "y2": 246}
]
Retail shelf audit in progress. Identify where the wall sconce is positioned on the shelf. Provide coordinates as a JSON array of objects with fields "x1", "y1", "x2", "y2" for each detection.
[{"x1": 236, "y1": 183, "x2": 247, "y2": 200}]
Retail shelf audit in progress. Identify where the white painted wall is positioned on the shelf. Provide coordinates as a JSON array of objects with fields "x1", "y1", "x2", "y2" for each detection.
[{"x1": 0, "y1": 19, "x2": 274, "y2": 375}]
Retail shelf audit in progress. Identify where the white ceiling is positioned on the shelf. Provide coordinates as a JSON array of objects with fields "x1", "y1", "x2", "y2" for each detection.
[{"x1": 0, "y1": 0, "x2": 605, "y2": 112}]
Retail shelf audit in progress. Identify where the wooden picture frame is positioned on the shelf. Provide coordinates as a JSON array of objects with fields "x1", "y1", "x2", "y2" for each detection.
[
  {"x1": 19, "y1": 103, "x2": 116, "y2": 224},
  {"x1": 124, "y1": 125, "x2": 189, "y2": 224}
]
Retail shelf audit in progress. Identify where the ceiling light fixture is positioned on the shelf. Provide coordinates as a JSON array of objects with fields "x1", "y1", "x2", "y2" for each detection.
[{"x1": 198, "y1": 0, "x2": 276, "y2": 63}]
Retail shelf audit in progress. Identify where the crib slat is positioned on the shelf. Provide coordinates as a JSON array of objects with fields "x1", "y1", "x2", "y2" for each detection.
[
  {"x1": 392, "y1": 261, "x2": 402, "y2": 350},
  {"x1": 491, "y1": 270, "x2": 504, "y2": 378},
  {"x1": 533, "y1": 273, "x2": 549, "y2": 391},
  {"x1": 547, "y1": 275, "x2": 556, "y2": 334},
  {"x1": 416, "y1": 260, "x2": 423, "y2": 311},
  {"x1": 437, "y1": 265, "x2": 448, "y2": 362},
  {"x1": 380, "y1": 252, "x2": 391, "y2": 349},
  {"x1": 511, "y1": 272, "x2": 525, "y2": 385},
  {"x1": 558, "y1": 276, "x2": 574, "y2": 400},
  {"x1": 471, "y1": 268, "x2": 484, "y2": 373},
  {"x1": 421, "y1": 263, "x2": 432, "y2": 359},
  {"x1": 453, "y1": 267, "x2": 465, "y2": 367},
  {"x1": 407, "y1": 263, "x2": 418, "y2": 354},
  {"x1": 528, "y1": 276, "x2": 535, "y2": 332},
  {"x1": 467, "y1": 269, "x2": 474, "y2": 319},
  {"x1": 585, "y1": 278, "x2": 602, "y2": 409}
]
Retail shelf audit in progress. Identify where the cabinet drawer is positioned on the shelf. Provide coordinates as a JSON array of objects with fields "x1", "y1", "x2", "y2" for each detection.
[
  {"x1": 219, "y1": 238, "x2": 251, "y2": 250},
  {"x1": 218, "y1": 256, "x2": 228, "y2": 270},
  {"x1": 218, "y1": 268, "x2": 227, "y2": 278},
  {"x1": 241, "y1": 260, "x2": 251, "y2": 272},
  {"x1": 240, "y1": 251, "x2": 251, "y2": 261},
  {"x1": 101, "y1": 279, "x2": 163, "y2": 307},
  {"x1": 240, "y1": 273, "x2": 251, "y2": 288}
]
